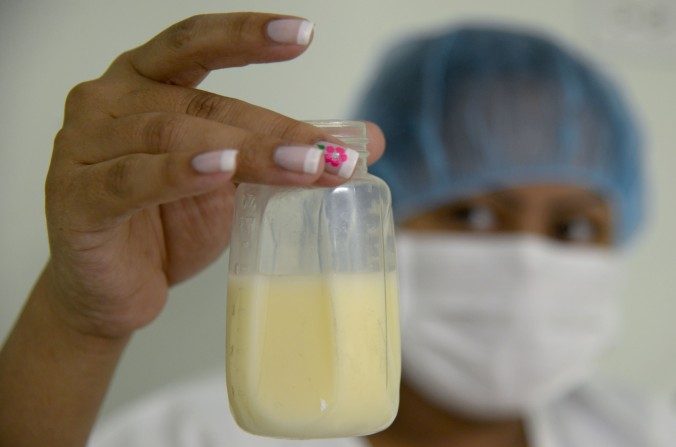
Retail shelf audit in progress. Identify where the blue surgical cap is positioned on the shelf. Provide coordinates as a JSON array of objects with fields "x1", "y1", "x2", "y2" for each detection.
[{"x1": 355, "y1": 26, "x2": 644, "y2": 244}]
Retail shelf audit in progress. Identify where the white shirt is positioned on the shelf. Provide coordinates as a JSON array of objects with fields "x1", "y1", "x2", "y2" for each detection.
[{"x1": 90, "y1": 373, "x2": 676, "y2": 447}]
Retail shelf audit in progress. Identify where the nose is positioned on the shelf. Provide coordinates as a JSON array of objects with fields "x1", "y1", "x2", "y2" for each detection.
[{"x1": 506, "y1": 206, "x2": 550, "y2": 239}]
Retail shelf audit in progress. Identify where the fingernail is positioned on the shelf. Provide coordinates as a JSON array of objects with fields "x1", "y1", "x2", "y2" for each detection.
[
  {"x1": 191, "y1": 149, "x2": 238, "y2": 174},
  {"x1": 266, "y1": 19, "x2": 314, "y2": 45},
  {"x1": 315, "y1": 142, "x2": 359, "y2": 179},
  {"x1": 274, "y1": 145, "x2": 323, "y2": 174}
]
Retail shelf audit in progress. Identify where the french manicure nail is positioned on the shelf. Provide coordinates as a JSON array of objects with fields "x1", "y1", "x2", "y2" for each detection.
[
  {"x1": 274, "y1": 145, "x2": 323, "y2": 174},
  {"x1": 266, "y1": 19, "x2": 314, "y2": 45},
  {"x1": 191, "y1": 149, "x2": 238, "y2": 174},
  {"x1": 315, "y1": 142, "x2": 359, "y2": 179}
]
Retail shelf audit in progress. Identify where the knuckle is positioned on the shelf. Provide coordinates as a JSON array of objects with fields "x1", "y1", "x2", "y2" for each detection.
[
  {"x1": 47, "y1": 129, "x2": 80, "y2": 203},
  {"x1": 65, "y1": 80, "x2": 102, "y2": 111},
  {"x1": 238, "y1": 134, "x2": 268, "y2": 168},
  {"x1": 51, "y1": 126, "x2": 85, "y2": 164},
  {"x1": 111, "y1": 51, "x2": 132, "y2": 68},
  {"x1": 105, "y1": 156, "x2": 137, "y2": 198},
  {"x1": 53, "y1": 127, "x2": 74, "y2": 154},
  {"x1": 166, "y1": 14, "x2": 205, "y2": 51},
  {"x1": 184, "y1": 91, "x2": 233, "y2": 121},
  {"x1": 142, "y1": 114, "x2": 187, "y2": 152}
]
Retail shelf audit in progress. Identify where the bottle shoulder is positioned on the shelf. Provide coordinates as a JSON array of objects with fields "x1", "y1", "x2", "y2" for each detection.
[
  {"x1": 235, "y1": 173, "x2": 391, "y2": 196},
  {"x1": 358, "y1": 172, "x2": 391, "y2": 192}
]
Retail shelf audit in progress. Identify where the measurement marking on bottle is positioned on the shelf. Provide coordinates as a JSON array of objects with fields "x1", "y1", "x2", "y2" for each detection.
[
  {"x1": 239, "y1": 216, "x2": 255, "y2": 247},
  {"x1": 243, "y1": 193, "x2": 256, "y2": 209}
]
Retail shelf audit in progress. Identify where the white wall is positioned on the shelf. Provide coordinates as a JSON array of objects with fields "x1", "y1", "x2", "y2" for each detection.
[{"x1": 1, "y1": 0, "x2": 675, "y2": 420}]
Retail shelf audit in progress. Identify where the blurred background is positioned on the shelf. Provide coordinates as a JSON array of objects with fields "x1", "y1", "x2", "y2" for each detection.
[{"x1": 1, "y1": 0, "x2": 675, "y2": 422}]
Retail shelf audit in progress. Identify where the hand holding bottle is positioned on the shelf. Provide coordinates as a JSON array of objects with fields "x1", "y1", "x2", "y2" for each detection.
[
  {"x1": 43, "y1": 13, "x2": 385, "y2": 339},
  {"x1": 1, "y1": 13, "x2": 385, "y2": 447}
]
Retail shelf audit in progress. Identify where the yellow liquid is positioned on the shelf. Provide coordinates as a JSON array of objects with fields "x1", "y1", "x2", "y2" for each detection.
[{"x1": 226, "y1": 272, "x2": 400, "y2": 439}]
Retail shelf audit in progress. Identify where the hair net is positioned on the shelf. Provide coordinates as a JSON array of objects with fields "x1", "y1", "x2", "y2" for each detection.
[{"x1": 354, "y1": 26, "x2": 644, "y2": 244}]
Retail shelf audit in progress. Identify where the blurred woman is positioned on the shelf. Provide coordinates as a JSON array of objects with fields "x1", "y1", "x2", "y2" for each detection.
[{"x1": 1, "y1": 13, "x2": 673, "y2": 447}]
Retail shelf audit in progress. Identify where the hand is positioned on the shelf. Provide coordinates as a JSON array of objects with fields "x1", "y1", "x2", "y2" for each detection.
[{"x1": 44, "y1": 12, "x2": 385, "y2": 339}]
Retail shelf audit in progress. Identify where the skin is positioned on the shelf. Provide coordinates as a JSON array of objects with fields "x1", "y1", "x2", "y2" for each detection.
[
  {"x1": 0, "y1": 13, "x2": 385, "y2": 447},
  {"x1": 368, "y1": 184, "x2": 613, "y2": 447},
  {"x1": 0, "y1": 11, "x2": 614, "y2": 447},
  {"x1": 403, "y1": 184, "x2": 613, "y2": 246}
]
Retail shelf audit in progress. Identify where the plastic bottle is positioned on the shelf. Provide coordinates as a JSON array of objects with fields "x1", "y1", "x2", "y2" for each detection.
[{"x1": 226, "y1": 120, "x2": 400, "y2": 439}]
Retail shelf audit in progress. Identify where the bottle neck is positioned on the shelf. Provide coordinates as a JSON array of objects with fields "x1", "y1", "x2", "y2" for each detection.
[
  {"x1": 354, "y1": 153, "x2": 368, "y2": 176},
  {"x1": 304, "y1": 120, "x2": 370, "y2": 175},
  {"x1": 347, "y1": 136, "x2": 369, "y2": 176}
]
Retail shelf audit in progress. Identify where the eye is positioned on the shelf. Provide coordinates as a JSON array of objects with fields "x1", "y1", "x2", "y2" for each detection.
[
  {"x1": 450, "y1": 204, "x2": 497, "y2": 231},
  {"x1": 553, "y1": 216, "x2": 599, "y2": 243}
]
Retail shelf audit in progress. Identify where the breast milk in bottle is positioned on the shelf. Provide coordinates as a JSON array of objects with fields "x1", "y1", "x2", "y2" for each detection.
[{"x1": 226, "y1": 120, "x2": 400, "y2": 439}]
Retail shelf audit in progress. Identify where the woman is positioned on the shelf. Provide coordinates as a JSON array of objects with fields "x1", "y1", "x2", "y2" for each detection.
[
  {"x1": 358, "y1": 27, "x2": 676, "y2": 446},
  {"x1": 0, "y1": 12, "x2": 673, "y2": 447}
]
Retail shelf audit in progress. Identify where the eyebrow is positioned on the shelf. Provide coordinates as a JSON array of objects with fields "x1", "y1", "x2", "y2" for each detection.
[
  {"x1": 489, "y1": 190, "x2": 521, "y2": 209},
  {"x1": 557, "y1": 191, "x2": 606, "y2": 206},
  {"x1": 489, "y1": 189, "x2": 608, "y2": 214},
  {"x1": 552, "y1": 193, "x2": 607, "y2": 211}
]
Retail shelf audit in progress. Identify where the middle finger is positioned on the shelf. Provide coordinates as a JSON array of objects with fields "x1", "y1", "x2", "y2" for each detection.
[
  {"x1": 80, "y1": 111, "x2": 366, "y2": 185},
  {"x1": 113, "y1": 81, "x2": 331, "y2": 143},
  {"x1": 110, "y1": 82, "x2": 385, "y2": 164}
]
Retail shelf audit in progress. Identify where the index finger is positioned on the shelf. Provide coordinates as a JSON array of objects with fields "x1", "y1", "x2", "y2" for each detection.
[{"x1": 105, "y1": 13, "x2": 314, "y2": 86}]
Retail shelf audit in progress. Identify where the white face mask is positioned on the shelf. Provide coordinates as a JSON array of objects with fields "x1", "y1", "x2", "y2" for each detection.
[{"x1": 397, "y1": 231, "x2": 622, "y2": 419}]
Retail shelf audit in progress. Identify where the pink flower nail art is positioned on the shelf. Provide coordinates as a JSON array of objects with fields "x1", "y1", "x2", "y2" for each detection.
[
  {"x1": 315, "y1": 141, "x2": 359, "y2": 178},
  {"x1": 324, "y1": 145, "x2": 348, "y2": 167}
]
